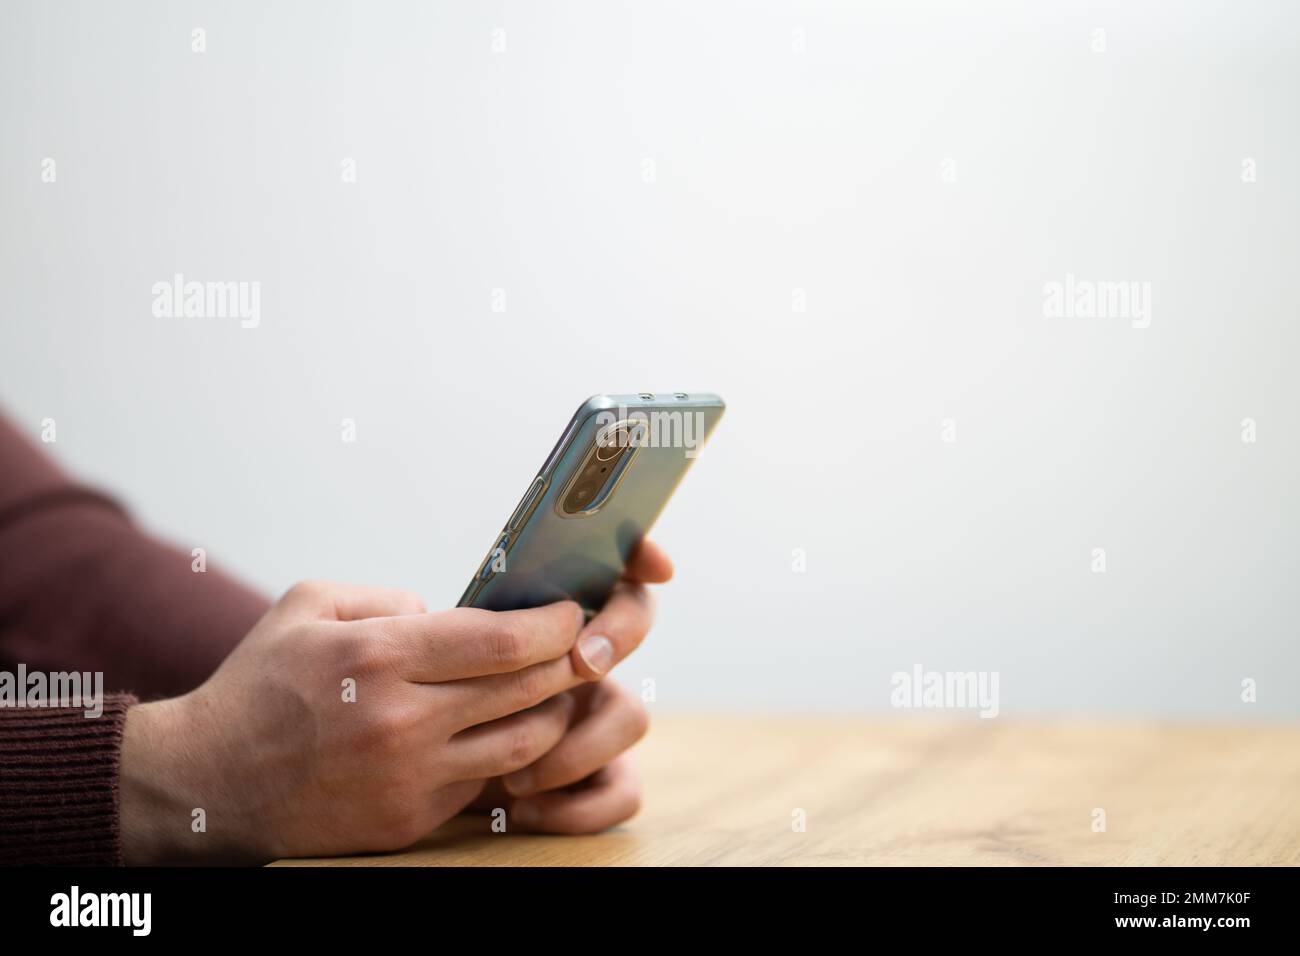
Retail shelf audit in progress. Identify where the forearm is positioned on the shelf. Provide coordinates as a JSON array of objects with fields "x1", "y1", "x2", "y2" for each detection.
[
  {"x1": 0, "y1": 499, "x2": 268, "y2": 697},
  {"x1": 0, "y1": 413, "x2": 270, "y2": 698}
]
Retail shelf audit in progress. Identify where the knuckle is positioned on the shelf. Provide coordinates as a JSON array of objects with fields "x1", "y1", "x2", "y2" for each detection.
[
  {"x1": 509, "y1": 665, "x2": 546, "y2": 708},
  {"x1": 487, "y1": 619, "x2": 526, "y2": 670},
  {"x1": 285, "y1": 579, "x2": 327, "y2": 605},
  {"x1": 506, "y1": 725, "x2": 539, "y2": 768}
]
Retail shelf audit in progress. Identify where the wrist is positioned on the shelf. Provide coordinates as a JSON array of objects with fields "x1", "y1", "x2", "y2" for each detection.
[
  {"x1": 120, "y1": 697, "x2": 200, "y2": 864},
  {"x1": 120, "y1": 694, "x2": 270, "y2": 865}
]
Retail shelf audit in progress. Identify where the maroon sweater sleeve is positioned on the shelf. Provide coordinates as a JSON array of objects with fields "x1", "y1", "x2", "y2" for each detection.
[
  {"x1": 0, "y1": 695, "x2": 135, "y2": 865},
  {"x1": 0, "y1": 412, "x2": 272, "y2": 864}
]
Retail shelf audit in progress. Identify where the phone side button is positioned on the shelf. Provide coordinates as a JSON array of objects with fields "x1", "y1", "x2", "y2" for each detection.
[{"x1": 508, "y1": 476, "x2": 547, "y2": 532}]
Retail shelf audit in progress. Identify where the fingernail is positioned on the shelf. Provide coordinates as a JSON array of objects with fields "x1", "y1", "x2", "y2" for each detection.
[
  {"x1": 577, "y1": 634, "x2": 614, "y2": 675},
  {"x1": 504, "y1": 768, "x2": 533, "y2": 797}
]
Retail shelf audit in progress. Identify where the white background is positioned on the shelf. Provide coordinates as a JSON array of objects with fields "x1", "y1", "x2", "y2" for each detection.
[{"x1": 2, "y1": 1, "x2": 1297, "y2": 715}]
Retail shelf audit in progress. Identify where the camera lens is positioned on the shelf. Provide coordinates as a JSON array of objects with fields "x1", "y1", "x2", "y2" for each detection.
[{"x1": 596, "y1": 425, "x2": 633, "y2": 462}]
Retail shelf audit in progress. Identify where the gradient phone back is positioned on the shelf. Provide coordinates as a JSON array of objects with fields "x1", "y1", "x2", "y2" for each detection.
[{"x1": 458, "y1": 393, "x2": 725, "y2": 614}]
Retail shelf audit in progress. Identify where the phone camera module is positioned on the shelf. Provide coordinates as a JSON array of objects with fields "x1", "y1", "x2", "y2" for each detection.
[{"x1": 564, "y1": 420, "x2": 644, "y2": 515}]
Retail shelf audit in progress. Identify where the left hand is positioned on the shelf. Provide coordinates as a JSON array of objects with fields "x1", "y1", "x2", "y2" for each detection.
[{"x1": 471, "y1": 680, "x2": 649, "y2": 833}]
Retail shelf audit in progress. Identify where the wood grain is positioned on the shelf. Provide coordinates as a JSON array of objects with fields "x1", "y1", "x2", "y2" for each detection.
[{"x1": 272, "y1": 715, "x2": 1300, "y2": 866}]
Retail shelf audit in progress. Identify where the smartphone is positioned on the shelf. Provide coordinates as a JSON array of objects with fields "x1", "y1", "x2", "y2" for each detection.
[{"x1": 458, "y1": 392, "x2": 725, "y2": 614}]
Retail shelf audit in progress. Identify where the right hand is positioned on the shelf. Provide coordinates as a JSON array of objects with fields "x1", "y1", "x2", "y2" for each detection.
[{"x1": 121, "y1": 581, "x2": 596, "y2": 864}]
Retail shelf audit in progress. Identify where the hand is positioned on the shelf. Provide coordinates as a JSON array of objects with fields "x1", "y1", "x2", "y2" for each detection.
[
  {"x1": 121, "y1": 581, "x2": 601, "y2": 864},
  {"x1": 471, "y1": 680, "x2": 649, "y2": 834},
  {"x1": 470, "y1": 539, "x2": 672, "y2": 833}
]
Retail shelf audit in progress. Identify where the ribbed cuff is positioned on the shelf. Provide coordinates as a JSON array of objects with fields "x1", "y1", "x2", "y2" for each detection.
[{"x1": 0, "y1": 693, "x2": 136, "y2": 865}]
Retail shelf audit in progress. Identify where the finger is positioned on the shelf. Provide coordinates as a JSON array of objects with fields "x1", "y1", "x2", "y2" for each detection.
[
  {"x1": 280, "y1": 579, "x2": 427, "y2": 621},
  {"x1": 623, "y1": 539, "x2": 673, "y2": 584},
  {"x1": 502, "y1": 682, "x2": 648, "y2": 796},
  {"x1": 509, "y1": 755, "x2": 643, "y2": 834},
  {"x1": 350, "y1": 600, "x2": 585, "y2": 682},
  {"x1": 570, "y1": 582, "x2": 655, "y2": 680},
  {"x1": 446, "y1": 693, "x2": 575, "y2": 780},
  {"x1": 442, "y1": 654, "x2": 582, "y2": 731}
]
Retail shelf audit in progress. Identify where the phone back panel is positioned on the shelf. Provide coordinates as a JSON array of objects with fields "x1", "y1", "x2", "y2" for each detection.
[{"x1": 459, "y1": 393, "x2": 724, "y2": 614}]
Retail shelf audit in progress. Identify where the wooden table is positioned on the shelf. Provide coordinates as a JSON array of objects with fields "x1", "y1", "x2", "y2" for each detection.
[{"x1": 273, "y1": 715, "x2": 1300, "y2": 866}]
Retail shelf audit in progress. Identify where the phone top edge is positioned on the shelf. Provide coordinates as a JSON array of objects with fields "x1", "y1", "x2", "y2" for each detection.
[
  {"x1": 541, "y1": 393, "x2": 724, "y2": 478},
  {"x1": 599, "y1": 392, "x2": 725, "y2": 410}
]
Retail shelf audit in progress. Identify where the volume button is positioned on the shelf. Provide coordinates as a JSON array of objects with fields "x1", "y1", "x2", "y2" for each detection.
[{"x1": 508, "y1": 476, "x2": 547, "y2": 532}]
